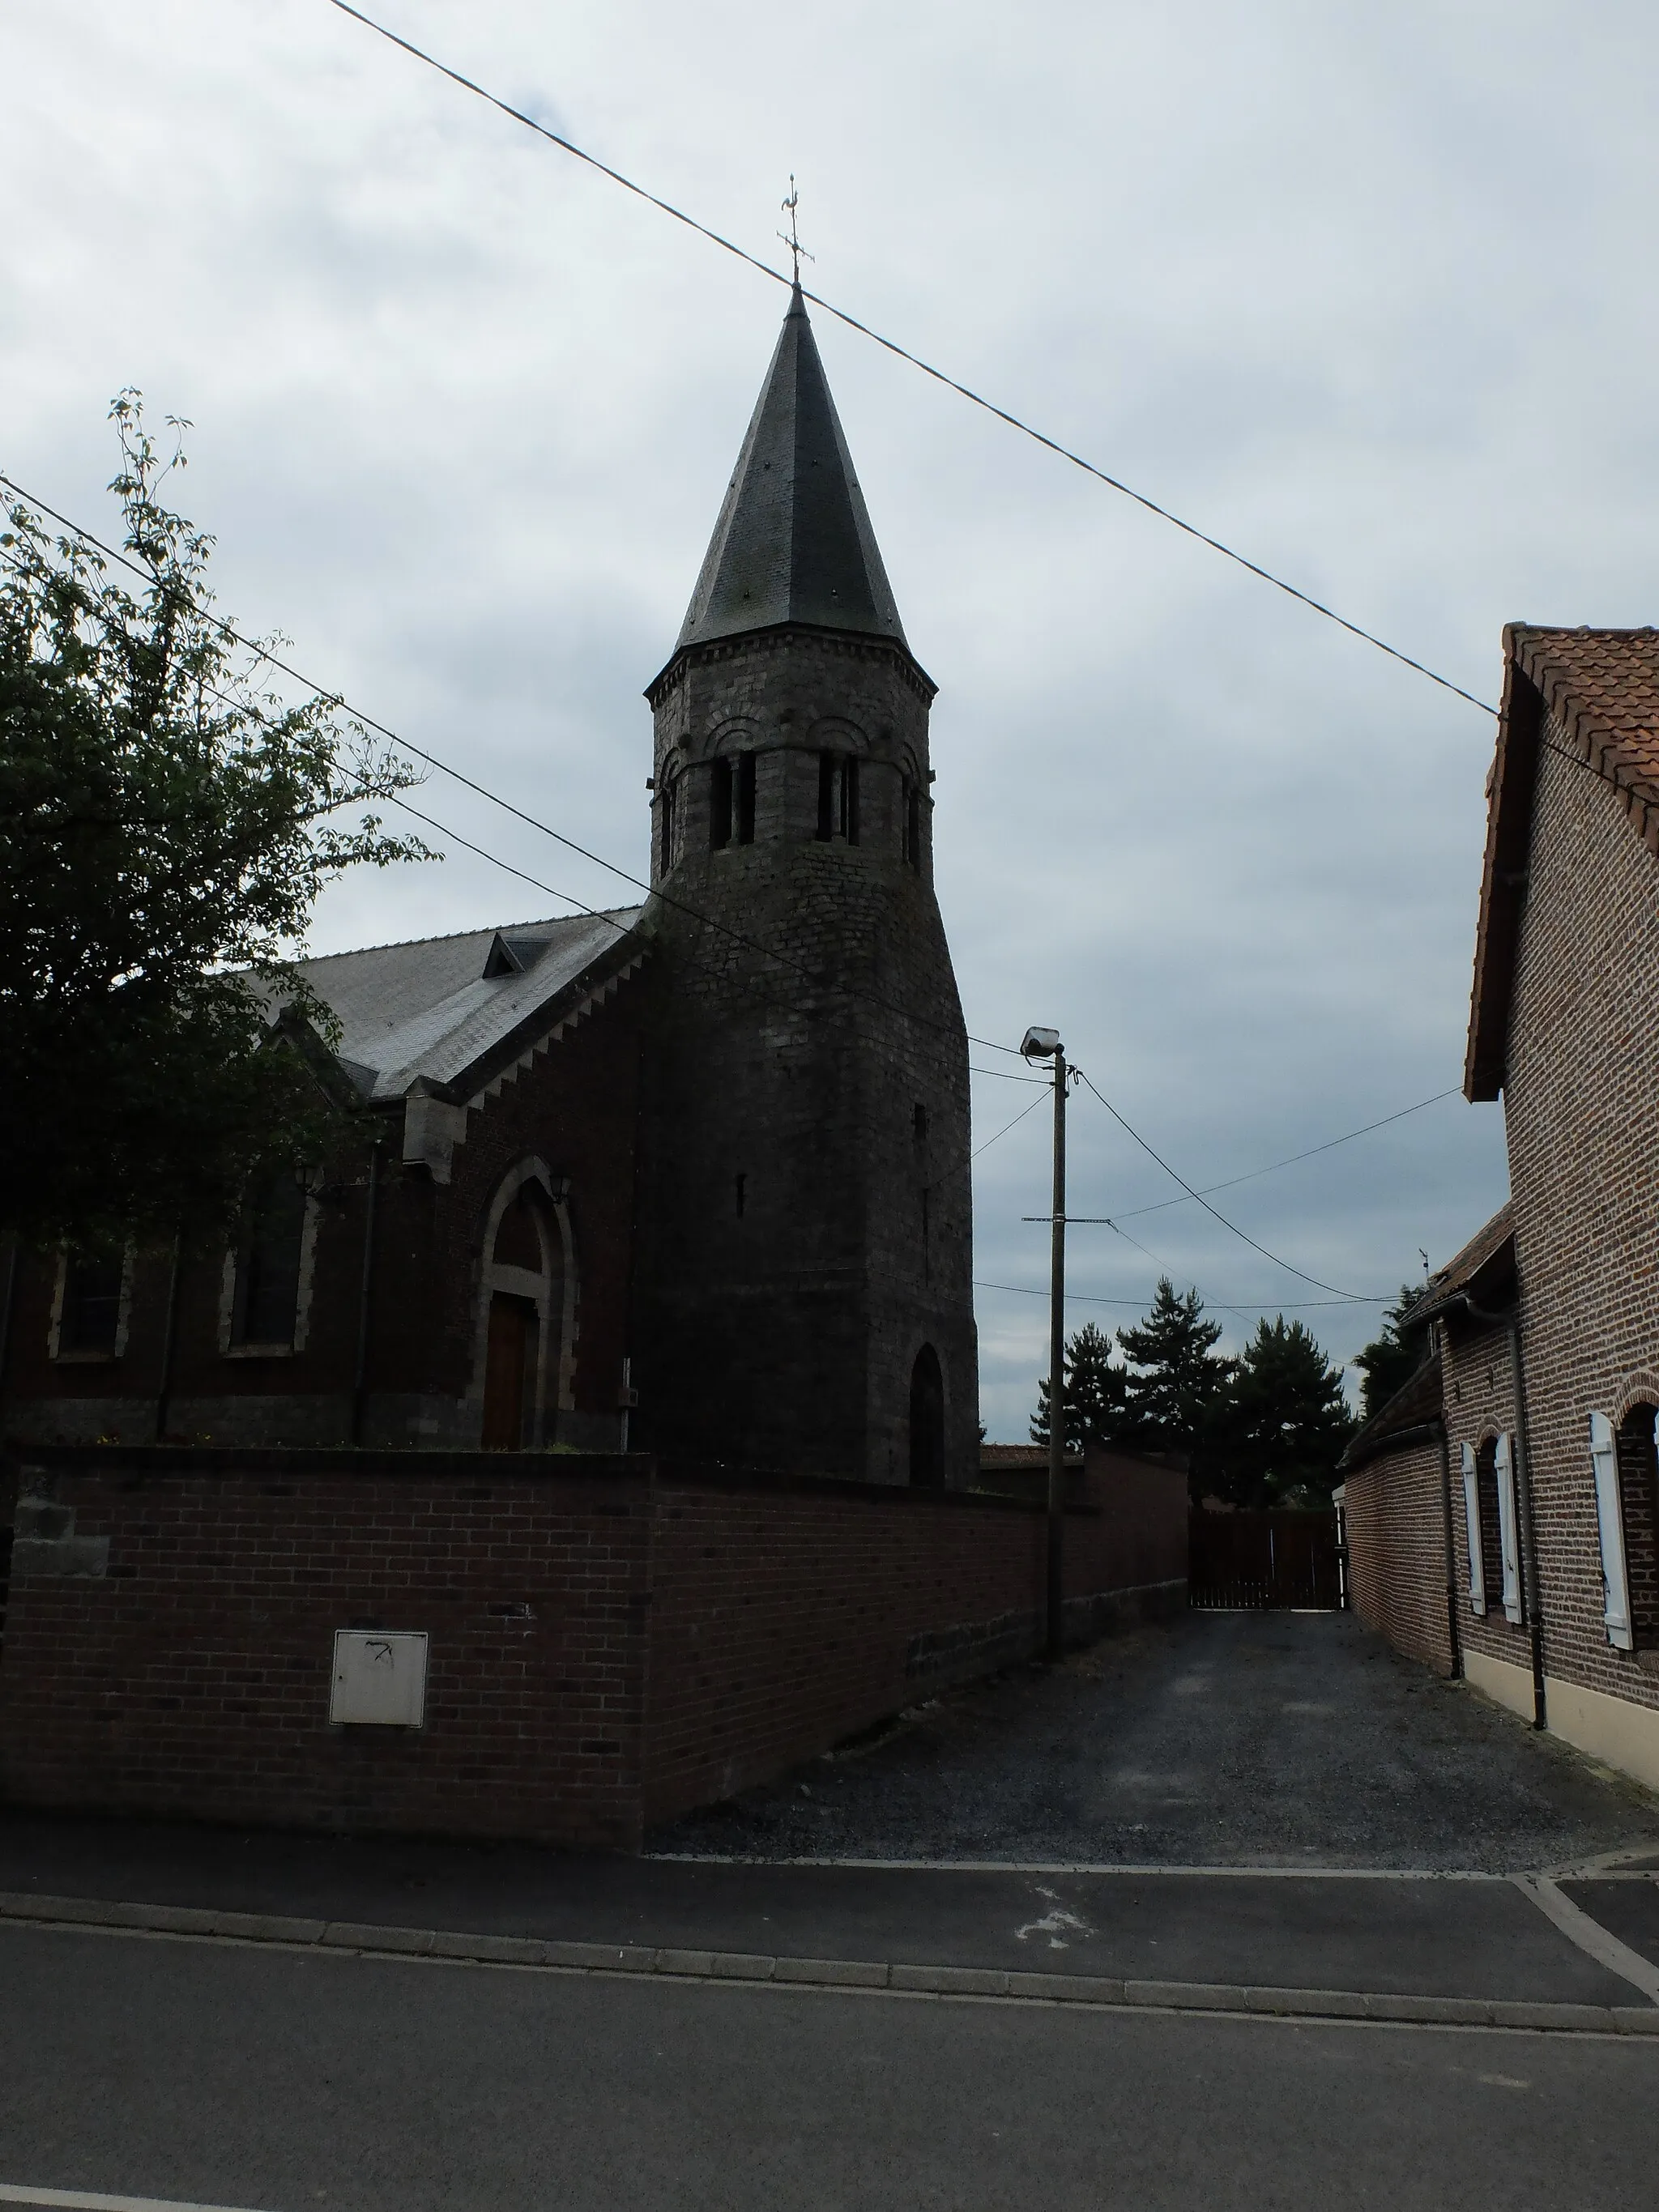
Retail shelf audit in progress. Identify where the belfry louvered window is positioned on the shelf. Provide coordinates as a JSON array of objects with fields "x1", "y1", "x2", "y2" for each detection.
[{"x1": 817, "y1": 753, "x2": 858, "y2": 845}]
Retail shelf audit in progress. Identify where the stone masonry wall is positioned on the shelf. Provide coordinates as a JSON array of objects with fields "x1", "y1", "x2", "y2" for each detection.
[
  {"x1": 633, "y1": 625, "x2": 977, "y2": 1484},
  {"x1": 1502, "y1": 711, "x2": 1659, "y2": 1713}
]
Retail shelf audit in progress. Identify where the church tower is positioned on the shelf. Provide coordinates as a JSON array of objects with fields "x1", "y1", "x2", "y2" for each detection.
[{"x1": 631, "y1": 285, "x2": 977, "y2": 1484}]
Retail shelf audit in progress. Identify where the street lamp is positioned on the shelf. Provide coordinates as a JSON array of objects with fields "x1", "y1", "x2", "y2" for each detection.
[{"x1": 1021, "y1": 1025, "x2": 1068, "y2": 1661}]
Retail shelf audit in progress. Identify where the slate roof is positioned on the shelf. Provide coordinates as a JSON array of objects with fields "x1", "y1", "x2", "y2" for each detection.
[
  {"x1": 666, "y1": 284, "x2": 914, "y2": 667},
  {"x1": 284, "y1": 909, "x2": 645, "y2": 1104},
  {"x1": 1338, "y1": 1348, "x2": 1444, "y2": 1473},
  {"x1": 1467, "y1": 627, "x2": 1659, "y2": 1098}
]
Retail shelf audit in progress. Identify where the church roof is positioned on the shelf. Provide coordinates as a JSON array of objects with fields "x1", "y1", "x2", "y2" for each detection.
[
  {"x1": 668, "y1": 284, "x2": 911, "y2": 662},
  {"x1": 282, "y1": 908, "x2": 645, "y2": 1104}
]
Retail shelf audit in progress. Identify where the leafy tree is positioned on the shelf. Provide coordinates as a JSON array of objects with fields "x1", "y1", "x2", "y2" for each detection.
[
  {"x1": 0, "y1": 394, "x2": 430, "y2": 1251},
  {"x1": 1353, "y1": 1284, "x2": 1432, "y2": 1418},
  {"x1": 1030, "y1": 1321, "x2": 1128, "y2": 1451},
  {"x1": 1212, "y1": 1315, "x2": 1356, "y2": 1508},
  {"x1": 1114, "y1": 1278, "x2": 1234, "y2": 1455}
]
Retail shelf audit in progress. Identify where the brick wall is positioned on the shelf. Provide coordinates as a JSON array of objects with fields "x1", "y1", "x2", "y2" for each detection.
[
  {"x1": 0, "y1": 1445, "x2": 1187, "y2": 1848},
  {"x1": 1503, "y1": 714, "x2": 1659, "y2": 1712},
  {"x1": 0, "y1": 1451, "x2": 651, "y2": 1849},
  {"x1": 1342, "y1": 1436, "x2": 1453, "y2": 1677}
]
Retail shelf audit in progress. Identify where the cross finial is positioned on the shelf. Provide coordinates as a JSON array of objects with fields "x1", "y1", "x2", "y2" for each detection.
[{"x1": 778, "y1": 175, "x2": 813, "y2": 286}]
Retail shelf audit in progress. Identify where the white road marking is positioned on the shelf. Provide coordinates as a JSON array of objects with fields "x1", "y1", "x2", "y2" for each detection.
[
  {"x1": 0, "y1": 2187, "x2": 274, "y2": 2211},
  {"x1": 1014, "y1": 1883, "x2": 1095, "y2": 1948},
  {"x1": 1512, "y1": 1873, "x2": 1659, "y2": 2005}
]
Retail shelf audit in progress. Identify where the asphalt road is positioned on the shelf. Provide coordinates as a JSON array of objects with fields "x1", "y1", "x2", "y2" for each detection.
[
  {"x1": 655, "y1": 1610, "x2": 1659, "y2": 1868},
  {"x1": 2, "y1": 1921, "x2": 1657, "y2": 2212}
]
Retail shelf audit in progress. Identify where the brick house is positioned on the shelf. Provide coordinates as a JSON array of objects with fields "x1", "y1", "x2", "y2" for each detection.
[
  {"x1": 1341, "y1": 629, "x2": 1659, "y2": 1791},
  {"x1": 0, "y1": 283, "x2": 979, "y2": 1487}
]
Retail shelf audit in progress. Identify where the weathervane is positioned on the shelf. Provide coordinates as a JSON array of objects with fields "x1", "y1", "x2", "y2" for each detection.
[{"x1": 778, "y1": 175, "x2": 813, "y2": 285}]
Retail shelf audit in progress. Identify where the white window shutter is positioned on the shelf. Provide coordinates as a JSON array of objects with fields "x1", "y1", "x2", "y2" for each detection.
[
  {"x1": 1589, "y1": 1411, "x2": 1632, "y2": 1652},
  {"x1": 1461, "y1": 1443, "x2": 1486, "y2": 1616},
  {"x1": 1495, "y1": 1433, "x2": 1523, "y2": 1623}
]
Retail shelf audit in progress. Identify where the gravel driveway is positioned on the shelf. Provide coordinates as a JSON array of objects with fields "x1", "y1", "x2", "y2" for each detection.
[{"x1": 650, "y1": 1609, "x2": 1659, "y2": 1871}]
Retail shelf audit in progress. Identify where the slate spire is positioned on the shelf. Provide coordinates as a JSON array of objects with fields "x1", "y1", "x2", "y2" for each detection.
[{"x1": 673, "y1": 284, "x2": 909, "y2": 655}]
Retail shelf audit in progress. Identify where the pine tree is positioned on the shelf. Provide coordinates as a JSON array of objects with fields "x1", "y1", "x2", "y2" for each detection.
[
  {"x1": 1353, "y1": 1285, "x2": 1432, "y2": 1417},
  {"x1": 1030, "y1": 1321, "x2": 1128, "y2": 1451},
  {"x1": 1113, "y1": 1279, "x2": 1232, "y2": 1454},
  {"x1": 1214, "y1": 1315, "x2": 1356, "y2": 1508}
]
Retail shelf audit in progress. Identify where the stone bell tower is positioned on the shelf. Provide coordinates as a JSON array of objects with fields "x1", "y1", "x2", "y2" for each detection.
[{"x1": 629, "y1": 284, "x2": 977, "y2": 1484}]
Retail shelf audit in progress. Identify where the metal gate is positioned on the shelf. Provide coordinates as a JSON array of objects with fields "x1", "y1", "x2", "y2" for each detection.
[{"x1": 1188, "y1": 1507, "x2": 1341, "y2": 1611}]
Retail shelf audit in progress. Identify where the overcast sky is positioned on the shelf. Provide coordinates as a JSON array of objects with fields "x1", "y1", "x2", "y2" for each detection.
[{"x1": 7, "y1": 1, "x2": 1654, "y2": 1437}]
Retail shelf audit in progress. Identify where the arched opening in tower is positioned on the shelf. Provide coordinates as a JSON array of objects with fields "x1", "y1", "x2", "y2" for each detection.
[{"x1": 909, "y1": 1345, "x2": 945, "y2": 1489}]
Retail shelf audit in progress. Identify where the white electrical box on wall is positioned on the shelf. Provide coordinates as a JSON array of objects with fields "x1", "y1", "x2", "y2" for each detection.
[{"x1": 329, "y1": 1630, "x2": 429, "y2": 1728}]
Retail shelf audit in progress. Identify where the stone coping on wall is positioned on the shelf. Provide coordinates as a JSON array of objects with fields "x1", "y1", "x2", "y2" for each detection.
[{"x1": 1, "y1": 1443, "x2": 1102, "y2": 1516}]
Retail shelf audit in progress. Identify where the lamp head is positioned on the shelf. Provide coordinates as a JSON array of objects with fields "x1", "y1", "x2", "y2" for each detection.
[{"x1": 1021, "y1": 1025, "x2": 1063, "y2": 1062}]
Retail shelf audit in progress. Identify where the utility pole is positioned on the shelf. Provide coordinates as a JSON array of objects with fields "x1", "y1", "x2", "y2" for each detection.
[{"x1": 1022, "y1": 1025, "x2": 1067, "y2": 1660}]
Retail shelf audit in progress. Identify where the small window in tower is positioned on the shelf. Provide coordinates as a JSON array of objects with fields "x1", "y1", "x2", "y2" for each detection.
[
  {"x1": 734, "y1": 1172, "x2": 747, "y2": 1219},
  {"x1": 817, "y1": 754, "x2": 859, "y2": 844},
  {"x1": 913, "y1": 1104, "x2": 928, "y2": 1145},
  {"x1": 903, "y1": 778, "x2": 923, "y2": 872},
  {"x1": 710, "y1": 757, "x2": 733, "y2": 850},
  {"x1": 736, "y1": 752, "x2": 756, "y2": 844},
  {"x1": 659, "y1": 774, "x2": 678, "y2": 877}
]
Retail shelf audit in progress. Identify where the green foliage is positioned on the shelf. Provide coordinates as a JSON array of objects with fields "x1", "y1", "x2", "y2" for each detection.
[
  {"x1": 1030, "y1": 1320, "x2": 1128, "y2": 1451},
  {"x1": 1211, "y1": 1315, "x2": 1356, "y2": 1508},
  {"x1": 1114, "y1": 1278, "x2": 1234, "y2": 1454},
  {"x1": 1353, "y1": 1284, "x2": 1432, "y2": 1418},
  {"x1": 0, "y1": 393, "x2": 432, "y2": 1251}
]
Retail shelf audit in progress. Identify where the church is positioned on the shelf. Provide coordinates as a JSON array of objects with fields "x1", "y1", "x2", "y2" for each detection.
[{"x1": 2, "y1": 288, "x2": 980, "y2": 1488}]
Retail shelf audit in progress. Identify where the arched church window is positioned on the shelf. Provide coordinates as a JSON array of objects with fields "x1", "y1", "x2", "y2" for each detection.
[
  {"x1": 230, "y1": 1172, "x2": 308, "y2": 1349},
  {"x1": 480, "y1": 1174, "x2": 565, "y2": 1451},
  {"x1": 817, "y1": 753, "x2": 859, "y2": 845},
  {"x1": 659, "y1": 773, "x2": 679, "y2": 877},
  {"x1": 55, "y1": 1249, "x2": 126, "y2": 1357},
  {"x1": 909, "y1": 1345, "x2": 945, "y2": 1488}
]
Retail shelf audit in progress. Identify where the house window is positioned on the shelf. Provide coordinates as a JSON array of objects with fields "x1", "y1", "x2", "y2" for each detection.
[
  {"x1": 902, "y1": 777, "x2": 922, "y2": 871},
  {"x1": 1461, "y1": 1434, "x2": 1523, "y2": 1623},
  {"x1": 817, "y1": 753, "x2": 859, "y2": 845},
  {"x1": 231, "y1": 1174, "x2": 308, "y2": 1349},
  {"x1": 1615, "y1": 1404, "x2": 1659, "y2": 1648},
  {"x1": 58, "y1": 1251, "x2": 124, "y2": 1357}
]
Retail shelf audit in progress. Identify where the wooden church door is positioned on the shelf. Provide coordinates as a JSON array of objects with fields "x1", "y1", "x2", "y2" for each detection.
[{"x1": 482, "y1": 1294, "x2": 539, "y2": 1449}]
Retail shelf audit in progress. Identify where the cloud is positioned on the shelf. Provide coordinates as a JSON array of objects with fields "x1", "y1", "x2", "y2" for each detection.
[{"x1": 9, "y1": 0, "x2": 1646, "y2": 1433}]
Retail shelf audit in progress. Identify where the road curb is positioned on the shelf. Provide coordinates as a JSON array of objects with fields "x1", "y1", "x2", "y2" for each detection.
[{"x1": 2, "y1": 1889, "x2": 1657, "y2": 2035}]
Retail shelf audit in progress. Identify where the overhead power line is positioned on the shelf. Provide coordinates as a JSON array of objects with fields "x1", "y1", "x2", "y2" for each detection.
[
  {"x1": 0, "y1": 469, "x2": 1026, "y2": 1063},
  {"x1": 1077, "y1": 1085, "x2": 1460, "y2": 1225},
  {"x1": 326, "y1": 0, "x2": 1497, "y2": 719},
  {"x1": 975, "y1": 1281, "x2": 1389, "y2": 1311},
  {"x1": 1070, "y1": 1067, "x2": 1383, "y2": 1302}
]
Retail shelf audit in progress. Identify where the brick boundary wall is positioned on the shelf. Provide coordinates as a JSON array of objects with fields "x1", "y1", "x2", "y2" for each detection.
[
  {"x1": 1341, "y1": 1439, "x2": 1454, "y2": 1678},
  {"x1": 0, "y1": 1446, "x2": 1187, "y2": 1850}
]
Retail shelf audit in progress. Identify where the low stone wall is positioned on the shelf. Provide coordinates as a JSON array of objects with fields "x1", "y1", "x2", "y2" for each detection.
[{"x1": 0, "y1": 1444, "x2": 1188, "y2": 1849}]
